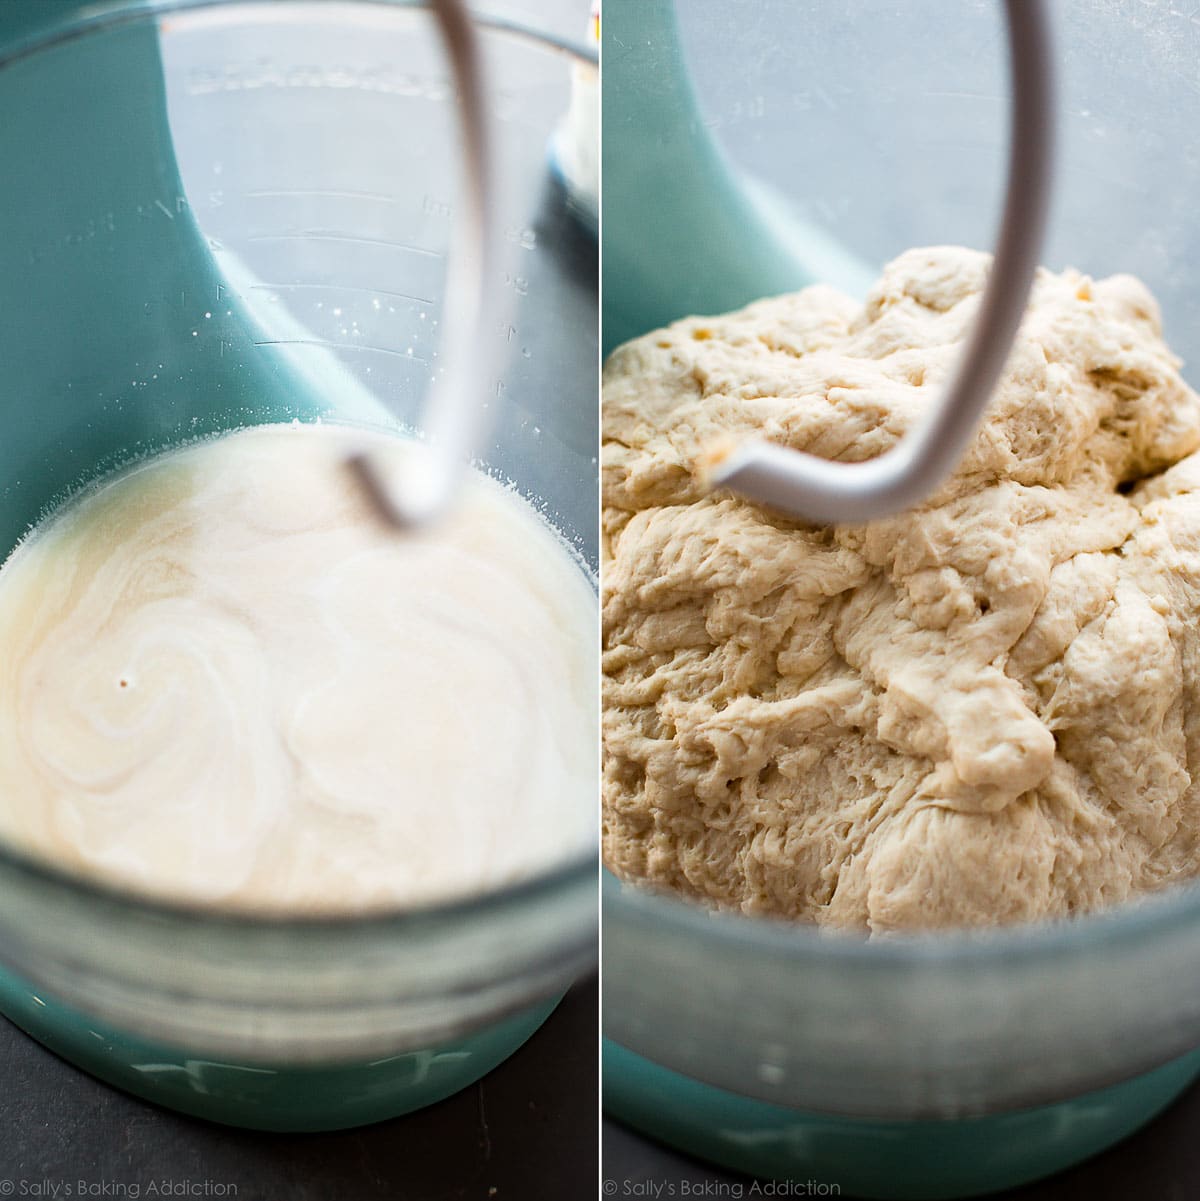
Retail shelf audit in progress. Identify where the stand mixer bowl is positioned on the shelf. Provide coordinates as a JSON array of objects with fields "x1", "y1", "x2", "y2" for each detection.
[
  {"x1": 0, "y1": 0, "x2": 597, "y2": 1131},
  {"x1": 602, "y1": 0, "x2": 1200, "y2": 1194}
]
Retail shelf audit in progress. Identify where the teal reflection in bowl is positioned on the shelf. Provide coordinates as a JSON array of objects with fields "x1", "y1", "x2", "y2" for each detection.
[
  {"x1": 605, "y1": 1039, "x2": 1200, "y2": 1200},
  {"x1": 1, "y1": 961, "x2": 559, "y2": 1133},
  {"x1": 603, "y1": 868, "x2": 1200, "y2": 1196}
]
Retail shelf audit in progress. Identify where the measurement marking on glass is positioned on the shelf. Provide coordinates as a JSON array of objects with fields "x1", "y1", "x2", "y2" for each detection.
[
  {"x1": 247, "y1": 233, "x2": 441, "y2": 257},
  {"x1": 244, "y1": 189, "x2": 399, "y2": 204},
  {"x1": 248, "y1": 282, "x2": 434, "y2": 306},
  {"x1": 252, "y1": 338, "x2": 431, "y2": 364}
]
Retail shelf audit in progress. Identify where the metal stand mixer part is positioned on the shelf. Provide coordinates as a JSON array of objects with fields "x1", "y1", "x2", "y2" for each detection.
[{"x1": 709, "y1": 0, "x2": 1056, "y2": 524}]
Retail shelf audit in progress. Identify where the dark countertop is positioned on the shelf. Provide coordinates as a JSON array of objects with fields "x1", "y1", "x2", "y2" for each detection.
[
  {"x1": 604, "y1": 1080, "x2": 1200, "y2": 1201},
  {"x1": 0, "y1": 975, "x2": 597, "y2": 1201}
]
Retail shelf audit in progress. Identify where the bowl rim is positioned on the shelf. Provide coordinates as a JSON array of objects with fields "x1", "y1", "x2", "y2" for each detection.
[
  {"x1": 0, "y1": 0, "x2": 598, "y2": 72},
  {"x1": 602, "y1": 866, "x2": 1200, "y2": 966}
]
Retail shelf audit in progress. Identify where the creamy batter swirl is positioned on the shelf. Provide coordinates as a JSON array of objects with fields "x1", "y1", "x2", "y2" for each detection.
[{"x1": 0, "y1": 424, "x2": 597, "y2": 913}]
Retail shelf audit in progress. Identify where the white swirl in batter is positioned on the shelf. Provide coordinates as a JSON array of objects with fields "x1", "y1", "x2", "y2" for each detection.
[{"x1": 0, "y1": 423, "x2": 597, "y2": 913}]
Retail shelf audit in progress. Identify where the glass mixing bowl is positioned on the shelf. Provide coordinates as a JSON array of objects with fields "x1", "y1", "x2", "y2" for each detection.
[
  {"x1": 0, "y1": 0, "x2": 597, "y2": 1130},
  {"x1": 602, "y1": 1, "x2": 1200, "y2": 1195}
]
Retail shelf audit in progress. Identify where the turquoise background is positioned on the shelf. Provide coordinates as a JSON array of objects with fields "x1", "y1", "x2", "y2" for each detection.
[{"x1": 0, "y1": 5, "x2": 331, "y2": 552}]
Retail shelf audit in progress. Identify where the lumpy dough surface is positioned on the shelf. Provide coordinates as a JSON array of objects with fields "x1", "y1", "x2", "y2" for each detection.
[
  {"x1": 602, "y1": 246, "x2": 1200, "y2": 933},
  {"x1": 0, "y1": 424, "x2": 597, "y2": 913}
]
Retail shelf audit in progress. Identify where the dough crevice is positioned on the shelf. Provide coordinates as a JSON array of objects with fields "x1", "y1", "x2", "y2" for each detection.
[{"x1": 603, "y1": 246, "x2": 1200, "y2": 932}]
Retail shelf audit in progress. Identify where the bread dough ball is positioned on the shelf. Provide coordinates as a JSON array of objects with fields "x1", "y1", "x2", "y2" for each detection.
[{"x1": 602, "y1": 246, "x2": 1200, "y2": 933}]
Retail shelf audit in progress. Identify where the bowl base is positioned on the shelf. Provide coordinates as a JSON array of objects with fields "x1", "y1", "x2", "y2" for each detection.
[
  {"x1": 0, "y1": 962, "x2": 559, "y2": 1131},
  {"x1": 603, "y1": 1039, "x2": 1200, "y2": 1199}
]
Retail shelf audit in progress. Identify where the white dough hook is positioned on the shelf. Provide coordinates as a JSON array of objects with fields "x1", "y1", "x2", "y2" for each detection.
[
  {"x1": 348, "y1": 0, "x2": 499, "y2": 530},
  {"x1": 708, "y1": 0, "x2": 1056, "y2": 523}
]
